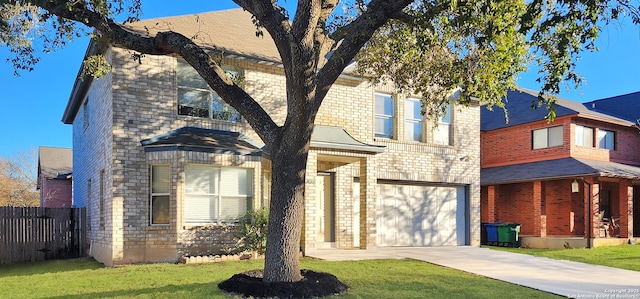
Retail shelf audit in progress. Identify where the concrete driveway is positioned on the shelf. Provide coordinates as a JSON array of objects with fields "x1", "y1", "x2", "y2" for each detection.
[{"x1": 307, "y1": 246, "x2": 640, "y2": 298}]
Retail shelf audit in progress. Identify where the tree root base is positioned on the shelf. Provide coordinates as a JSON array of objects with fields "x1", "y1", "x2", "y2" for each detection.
[{"x1": 218, "y1": 269, "x2": 349, "y2": 298}]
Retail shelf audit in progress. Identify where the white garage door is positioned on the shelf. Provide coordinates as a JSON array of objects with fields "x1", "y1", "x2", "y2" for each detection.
[{"x1": 377, "y1": 184, "x2": 467, "y2": 246}]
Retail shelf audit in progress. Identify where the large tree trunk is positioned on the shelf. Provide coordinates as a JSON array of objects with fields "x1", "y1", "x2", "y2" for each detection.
[{"x1": 262, "y1": 126, "x2": 312, "y2": 283}]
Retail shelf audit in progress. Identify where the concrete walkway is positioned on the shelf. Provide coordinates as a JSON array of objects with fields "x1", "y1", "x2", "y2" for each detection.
[{"x1": 307, "y1": 246, "x2": 640, "y2": 298}]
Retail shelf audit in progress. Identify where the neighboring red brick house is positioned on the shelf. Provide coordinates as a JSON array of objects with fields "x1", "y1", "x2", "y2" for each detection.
[
  {"x1": 37, "y1": 147, "x2": 73, "y2": 208},
  {"x1": 481, "y1": 89, "x2": 640, "y2": 248}
]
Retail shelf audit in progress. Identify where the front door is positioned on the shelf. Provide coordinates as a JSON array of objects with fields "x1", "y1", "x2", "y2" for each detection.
[{"x1": 316, "y1": 172, "x2": 335, "y2": 243}]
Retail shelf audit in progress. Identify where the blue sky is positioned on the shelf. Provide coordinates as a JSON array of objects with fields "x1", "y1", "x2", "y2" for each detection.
[{"x1": 1, "y1": 1, "x2": 639, "y2": 157}]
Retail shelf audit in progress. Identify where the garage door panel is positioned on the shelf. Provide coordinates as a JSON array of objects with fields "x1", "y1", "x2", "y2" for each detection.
[
  {"x1": 437, "y1": 187, "x2": 457, "y2": 245},
  {"x1": 378, "y1": 184, "x2": 466, "y2": 247}
]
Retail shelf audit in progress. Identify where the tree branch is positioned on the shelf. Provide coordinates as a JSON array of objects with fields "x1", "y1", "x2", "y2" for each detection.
[
  {"x1": 28, "y1": 0, "x2": 167, "y2": 54},
  {"x1": 155, "y1": 32, "x2": 280, "y2": 146},
  {"x1": 27, "y1": 0, "x2": 280, "y2": 147},
  {"x1": 233, "y1": 0, "x2": 293, "y2": 71},
  {"x1": 311, "y1": 0, "x2": 339, "y2": 69},
  {"x1": 390, "y1": 10, "x2": 415, "y2": 23},
  {"x1": 313, "y1": 0, "x2": 414, "y2": 110}
]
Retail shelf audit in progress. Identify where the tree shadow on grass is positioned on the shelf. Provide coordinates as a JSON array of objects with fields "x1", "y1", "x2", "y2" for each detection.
[
  {"x1": 45, "y1": 282, "x2": 222, "y2": 299},
  {"x1": 0, "y1": 258, "x2": 103, "y2": 278},
  {"x1": 42, "y1": 274, "x2": 348, "y2": 299}
]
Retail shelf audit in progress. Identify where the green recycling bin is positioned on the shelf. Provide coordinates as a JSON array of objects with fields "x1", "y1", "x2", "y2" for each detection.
[{"x1": 497, "y1": 223, "x2": 520, "y2": 247}]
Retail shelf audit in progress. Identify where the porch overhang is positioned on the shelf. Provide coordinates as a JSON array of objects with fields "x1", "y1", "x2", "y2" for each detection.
[
  {"x1": 140, "y1": 126, "x2": 267, "y2": 156},
  {"x1": 481, "y1": 157, "x2": 640, "y2": 185},
  {"x1": 310, "y1": 125, "x2": 385, "y2": 154}
]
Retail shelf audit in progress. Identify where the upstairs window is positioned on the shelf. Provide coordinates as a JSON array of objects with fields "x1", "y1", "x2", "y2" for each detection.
[
  {"x1": 184, "y1": 165, "x2": 253, "y2": 224},
  {"x1": 533, "y1": 126, "x2": 563, "y2": 149},
  {"x1": 405, "y1": 98, "x2": 423, "y2": 142},
  {"x1": 177, "y1": 59, "x2": 242, "y2": 122},
  {"x1": 433, "y1": 104, "x2": 453, "y2": 146},
  {"x1": 598, "y1": 129, "x2": 615, "y2": 150},
  {"x1": 575, "y1": 125, "x2": 594, "y2": 147},
  {"x1": 375, "y1": 93, "x2": 395, "y2": 138}
]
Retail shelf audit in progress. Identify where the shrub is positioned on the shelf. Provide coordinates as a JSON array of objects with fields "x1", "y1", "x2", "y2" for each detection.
[{"x1": 235, "y1": 207, "x2": 269, "y2": 255}]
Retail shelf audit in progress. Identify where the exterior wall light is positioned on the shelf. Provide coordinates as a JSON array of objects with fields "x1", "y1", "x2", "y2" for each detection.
[{"x1": 571, "y1": 179, "x2": 580, "y2": 193}]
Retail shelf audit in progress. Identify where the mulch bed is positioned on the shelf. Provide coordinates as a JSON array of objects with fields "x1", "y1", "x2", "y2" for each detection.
[{"x1": 218, "y1": 269, "x2": 349, "y2": 298}]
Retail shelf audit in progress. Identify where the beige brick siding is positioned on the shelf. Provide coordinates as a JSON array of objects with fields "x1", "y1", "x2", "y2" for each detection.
[
  {"x1": 73, "y1": 45, "x2": 480, "y2": 265},
  {"x1": 72, "y1": 47, "x2": 117, "y2": 265}
]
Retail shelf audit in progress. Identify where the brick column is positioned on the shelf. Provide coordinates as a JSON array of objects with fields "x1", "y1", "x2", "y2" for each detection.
[
  {"x1": 591, "y1": 183, "x2": 602, "y2": 238},
  {"x1": 486, "y1": 186, "x2": 496, "y2": 222},
  {"x1": 336, "y1": 165, "x2": 354, "y2": 248},
  {"x1": 619, "y1": 180, "x2": 633, "y2": 238},
  {"x1": 302, "y1": 152, "x2": 318, "y2": 252},
  {"x1": 532, "y1": 181, "x2": 546, "y2": 237},
  {"x1": 359, "y1": 157, "x2": 377, "y2": 249}
]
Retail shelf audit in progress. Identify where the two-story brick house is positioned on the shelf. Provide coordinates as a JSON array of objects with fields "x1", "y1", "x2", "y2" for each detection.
[
  {"x1": 62, "y1": 8, "x2": 480, "y2": 266},
  {"x1": 481, "y1": 89, "x2": 640, "y2": 248}
]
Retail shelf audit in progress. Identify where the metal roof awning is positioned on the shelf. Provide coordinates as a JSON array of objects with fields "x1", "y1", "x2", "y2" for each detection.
[
  {"x1": 311, "y1": 125, "x2": 385, "y2": 154},
  {"x1": 140, "y1": 125, "x2": 384, "y2": 157},
  {"x1": 140, "y1": 127, "x2": 266, "y2": 156}
]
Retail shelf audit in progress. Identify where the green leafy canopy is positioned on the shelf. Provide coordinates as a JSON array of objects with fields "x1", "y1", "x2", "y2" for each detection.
[
  {"x1": 1, "y1": 0, "x2": 141, "y2": 75},
  {"x1": 1, "y1": 0, "x2": 639, "y2": 117},
  {"x1": 355, "y1": 0, "x2": 640, "y2": 121}
]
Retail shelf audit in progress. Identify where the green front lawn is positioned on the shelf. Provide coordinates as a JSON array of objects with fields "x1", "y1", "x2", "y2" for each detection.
[
  {"x1": 0, "y1": 257, "x2": 559, "y2": 298},
  {"x1": 487, "y1": 244, "x2": 640, "y2": 271}
]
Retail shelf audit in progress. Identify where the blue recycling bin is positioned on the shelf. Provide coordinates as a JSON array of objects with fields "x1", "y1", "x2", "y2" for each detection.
[{"x1": 484, "y1": 222, "x2": 500, "y2": 246}]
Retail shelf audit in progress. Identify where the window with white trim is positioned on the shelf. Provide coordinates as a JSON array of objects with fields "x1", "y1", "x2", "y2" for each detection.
[
  {"x1": 405, "y1": 98, "x2": 423, "y2": 142},
  {"x1": 597, "y1": 129, "x2": 615, "y2": 150},
  {"x1": 184, "y1": 165, "x2": 253, "y2": 224},
  {"x1": 150, "y1": 165, "x2": 170, "y2": 225},
  {"x1": 177, "y1": 59, "x2": 242, "y2": 122},
  {"x1": 433, "y1": 104, "x2": 453, "y2": 146},
  {"x1": 575, "y1": 125, "x2": 594, "y2": 147},
  {"x1": 375, "y1": 93, "x2": 395, "y2": 138},
  {"x1": 532, "y1": 126, "x2": 563, "y2": 149}
]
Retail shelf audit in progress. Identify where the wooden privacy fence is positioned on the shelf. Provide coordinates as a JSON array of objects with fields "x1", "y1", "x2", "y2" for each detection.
[{"x1": 0, "y1": 207, "x2": 86, "y2": 265}]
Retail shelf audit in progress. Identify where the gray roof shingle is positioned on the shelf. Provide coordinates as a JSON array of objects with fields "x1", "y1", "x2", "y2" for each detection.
[
  {"x1": 311, "y1": 125, "x2": 385, "y2": 153},
  {"x1": 124, "y1": 8, "x2": 281, "y2": 63},
  {"x1": 584, "y1": 92, "x2": 640, "y2": 123},
  {"x1": 140, "y1": 127, "x2": 266, "y2": 155},
  {"x1": 481, "y1": 89, "x2": 633, "y2": 131},
  {"x1": 38, "y1": 147, "x2": 72, "y2": 180},
  {"x1": 481, "y1": 157, "x2": 640, "y2": 185},
  {"x1": 141, "y1": 125, "x2": 385, "y2": 155}
]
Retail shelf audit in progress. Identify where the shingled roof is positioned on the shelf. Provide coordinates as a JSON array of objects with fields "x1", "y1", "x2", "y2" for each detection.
[
  {"x1": 140, "y1": 127, "x2": 266, "y2": 156},
  {"x1": 124, "y1": 8, "x2": 281, "y2": 63},
  {"x1": 37, "y1": 147, "x2": 72, "y2": 189},
  {"x1": 481, "y1": 89, "x2": 633, "y2": 131},
  {"x1": 64, "y1": 9, "x2": 282, "y2": 125},
  {"x1": 481, "y1": 157, "x2": 640, "y2": 185},
  {"x1": 584, "y1": 91, "x2": 640, "y2": 123}
]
